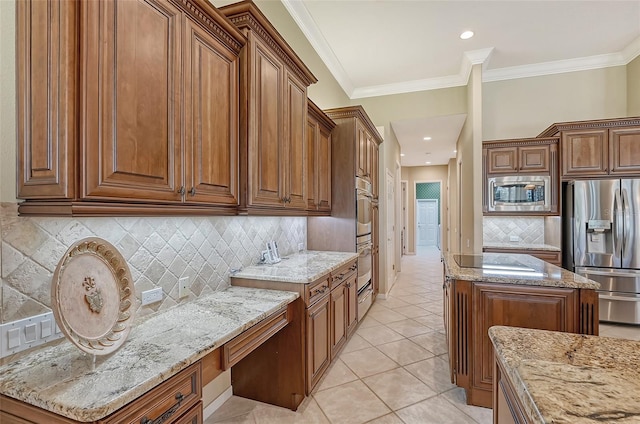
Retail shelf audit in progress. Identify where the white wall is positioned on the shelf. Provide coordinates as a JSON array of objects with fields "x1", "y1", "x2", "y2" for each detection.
[{"x1": 628, "y1": 56, "x2": 640, "y2": 116}]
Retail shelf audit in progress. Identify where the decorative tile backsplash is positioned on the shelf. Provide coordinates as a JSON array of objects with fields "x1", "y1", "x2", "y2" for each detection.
[
  {"x1": 483, "y1": 216, "x2": 545, "y2": 245},
  {"x1": 0, "y1": 203, "x2": 306, "y2": 323}
]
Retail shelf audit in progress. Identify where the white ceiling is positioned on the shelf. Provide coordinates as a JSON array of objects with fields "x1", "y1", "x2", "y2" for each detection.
[{"x1": 282, "y1": 0, "x2": 640, "y2": 167}]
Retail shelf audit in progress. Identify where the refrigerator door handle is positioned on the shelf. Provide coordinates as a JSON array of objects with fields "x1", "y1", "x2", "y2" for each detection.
[
  {"x1": 622, "y1": 187, "x2": 631, "y2": 260},
  {"x1": 577, "y1": 268, "x2": 640, "y2": 279},
  {"x1": 600, "y1": 295, "x2": 640, "y2": 302},
  {"x1": 614, "y1": 188, "x2": 624, "y2": 257}
]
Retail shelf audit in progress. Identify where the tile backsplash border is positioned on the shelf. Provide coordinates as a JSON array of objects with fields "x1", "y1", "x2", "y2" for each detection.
[{"x1": 0, "y1": 203, "x2": 306, "y2": 323}]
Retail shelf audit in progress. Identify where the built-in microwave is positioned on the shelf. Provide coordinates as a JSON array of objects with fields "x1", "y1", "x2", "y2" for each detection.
[{"x1": 487, "y1": 175, "x2": 551, "y2": 212}]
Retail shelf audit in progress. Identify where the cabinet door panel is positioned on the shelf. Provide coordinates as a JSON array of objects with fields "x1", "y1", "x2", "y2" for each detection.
[
  {"x1": 317, "y1": 126, "x2": 332, "y2": 211},
  {"x1": 356, "y1": 122, "x2": 367, "y2": 179},
  {"x1": 18, "y1": 0, "x2": 77, "y2": 199},
  {"x1": 561, "y1": 130, "x2": 608, "y2": 177},
  {"x1": 306, "y1": 119, "x2": 318, "y2": 209},
  {"x1": 610, "y1": 128, "x2": 640, "y2": 175},
  {"x1": 346, "y1": 275, "x2": 358, "y2": 336},
  {"x1": 251, "y1": 42, "x2": 283, "y2": 207},
  {"x1": 83, "y1": 0, "x2": 182, "y2": 201},
  {"x1": 184, "y1": 19, "x2": 238, "y2": 205},
  {"x1": 487, "y1": 148, "x2": 517, "y2": 174},
  {"x1": 307, "y1": 296, "x2": 330, "y2": 391},
  {"x1": 285, "y1": 71, "x2": 307, "y2": 209},
  {"x1": 330, "y1": 283, "x2": 347, "y2": 358},
  {"x1": 519, "y1": 145, "x2": 549, "y2": 173},
  {"x1": 472, "y1": 284, "x2": 576, "y2": 393}
]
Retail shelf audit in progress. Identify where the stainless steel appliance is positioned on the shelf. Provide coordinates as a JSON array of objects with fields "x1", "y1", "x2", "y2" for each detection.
[
  {"x1": 356, "y1": 234, "x2": 372, "y2": 292},
  {"x1": 356, "y1": 177, "x2": 372, "y2": 237},
  {"x1": 487, "y1": 175, "x2": 551, "y2": 212},
  {"x1": 564, "y1": 179, "x2": 640, "y2": 325}
]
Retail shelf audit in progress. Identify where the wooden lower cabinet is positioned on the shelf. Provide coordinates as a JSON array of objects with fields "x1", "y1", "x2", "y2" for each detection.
[
  {"x1": 307, "y1": 293, "x2": 331, "y2": 390},
  {"x1": 445, "y1": 279, "x2": 598, "y2": 408},
  {"x1": 0, "y1": 362, "x2": 203, "y2": 424},
  {"x1": 330, "y1": 280, "x2": 348, "y2": 358}
]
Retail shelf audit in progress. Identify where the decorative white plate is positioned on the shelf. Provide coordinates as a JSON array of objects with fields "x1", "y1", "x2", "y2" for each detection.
[{"x1": 51, "y1": 237, "x2": 135, "y2": 356}]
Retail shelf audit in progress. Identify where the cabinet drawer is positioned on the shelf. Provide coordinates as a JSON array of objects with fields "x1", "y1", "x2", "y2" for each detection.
[
  {"x1": 101, "y1": 362, "x2": 201, "y2": 424},
  {"x1": 330, "y1": 261, "x2": 357, "y2": 290},
  {"x1": 174, "y1": 402, "x2": 203, "y2": 424},
  {"x1": 306, "y1": 277, "x2": 330, "y2": 306},
  {"x1": 223, "y1": 305, "x2": 291, "y2": 369}
]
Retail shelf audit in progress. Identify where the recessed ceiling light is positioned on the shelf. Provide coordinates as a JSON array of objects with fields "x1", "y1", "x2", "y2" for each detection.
[
  {"x1": 460, "y1": 30, "x2": 474, "y2": 40},
  {"x1": 453, "y1": 150, "x2": 457, "y2": 153},
  {"x1": 401, "y1": 153, "x2": 405, "y2": 157},
  {"x1": 423, "y1": 137, "x2": 432, "y2": 141},
  {"x1": 426, "y1": 161, "x2": 431, "y2": 164}
]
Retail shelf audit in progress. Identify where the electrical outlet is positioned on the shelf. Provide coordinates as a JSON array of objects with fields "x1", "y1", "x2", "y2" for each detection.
[
  {"x1": 141, "y1": 287, "x2": 163, "y2": 306},
  {"x1": 298, "y1": 242, "x2": 304, "y2": 252},
  {"x1": 179, "y1": 277, "x2": 189, "y2": 299}
]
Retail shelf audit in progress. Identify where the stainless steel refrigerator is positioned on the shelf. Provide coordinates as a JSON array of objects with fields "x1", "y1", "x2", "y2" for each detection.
[{"x1": 564, "y1": 179, "x2": 640, "y2": 325}]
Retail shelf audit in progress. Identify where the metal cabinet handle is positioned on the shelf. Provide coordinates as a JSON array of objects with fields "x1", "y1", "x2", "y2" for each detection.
[
  {"x1": 188, "y1": 187, "x2": 196, "y2": 196},
  {"x1": 177, "y1": 186, "x2": 185, "y2": 195},
  {"x1": 140, "y1": 392, "x2": 184, "y2": 424}
]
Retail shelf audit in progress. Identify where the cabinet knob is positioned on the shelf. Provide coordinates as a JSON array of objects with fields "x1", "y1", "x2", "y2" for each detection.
[
  {"x1": 177, "y1": 186, "x2": 185, "y2": 195},
  {"x1": 188, "y1": 187, "x2": 196, "y2": 196}
]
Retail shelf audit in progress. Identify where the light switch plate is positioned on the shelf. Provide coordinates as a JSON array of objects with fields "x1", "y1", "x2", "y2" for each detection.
[{"x1": 1, "y1": 312, "x2": 65, "y2": 358}]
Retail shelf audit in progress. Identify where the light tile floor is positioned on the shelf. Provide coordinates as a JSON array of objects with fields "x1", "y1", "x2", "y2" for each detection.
[{"x1": 206, "y1": 246, "x2": 640, "y2": 424}]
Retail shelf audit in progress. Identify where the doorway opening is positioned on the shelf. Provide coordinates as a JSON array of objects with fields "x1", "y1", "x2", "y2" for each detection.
[{"x1": 415, "y1": 181, "x2": 442, "y2": 254}]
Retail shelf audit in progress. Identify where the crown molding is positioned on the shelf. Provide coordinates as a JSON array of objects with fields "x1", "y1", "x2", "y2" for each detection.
[
  {"x1": 281, "y1": 0, "x2": 354, "y2": 97},
  {"x1": 283, "y1": 1, "x2": 640, "y2": 98}
]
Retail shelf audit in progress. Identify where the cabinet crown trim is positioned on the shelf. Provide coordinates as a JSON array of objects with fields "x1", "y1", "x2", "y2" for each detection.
[
  {"x1": 308, "y1": 99, "x2": 336, "y2": 130},
  {"x1": 483, "y1": 137, "x2": 559, "y2": 148},
  {"x1": 178, "y1": 0, "x2": 247, "y2": 53},
  {"x1": 538, "y1": 116, "x2": 640, "y2": 137},
  {"x1": 220, "y1": 0, "x2": 317, "y2": 86},
  {"x1": 324, "y1": 105, "x2": 383, "y2": 145}
]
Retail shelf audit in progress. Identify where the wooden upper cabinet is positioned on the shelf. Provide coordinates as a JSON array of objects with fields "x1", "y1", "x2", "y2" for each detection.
[
  {"x1": 370, "y1": 141, "x2": 379, "y2": 199},
  {"x1": 356, "y1": 122, "x2": 368, "y2": 180},
  {"x1": 17, "y1": 0, "x2": 246, "y2": 215},
  {"x1": 83, "y1": 0, "x2": 183, "y2": 202},
  {"x1": 486, "y1": 144, "x2": 550, "y2": 175},
  {"x1": 284, "y1": 70, "x2": 308, "y2": 210},
  {"x1": 609, "y1": 127, "x2": 640, "y2": 175},
  {"x1": 184, "y1": 17, "x2": 239, "y2": 206},
  {"x1": 562, "y1": 129, "x2": 609, "y2": 177},
  {"x1": 17, "y1": 0, "x2": 77, "y2": 200},
  {"x1": 220, "y1": 1, "x2": 317, "y2": 215},
  {"x1": 306, "y1": 100, "x2": 334, "y2": 214},
  {"x1": 539, "y1": 117, "x2": 640, "y2": 179}
]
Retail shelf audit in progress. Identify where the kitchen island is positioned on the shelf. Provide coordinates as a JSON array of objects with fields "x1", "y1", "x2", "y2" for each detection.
[
  {"x1": 442, "y1": 252, "x2": 600, "y2": 408},
  {"x1": 489, "y1": 325, "x2": 640, "y2": 423},
  {"x1": 0, "y1": 287, "x2": 299, "y2": 423}
]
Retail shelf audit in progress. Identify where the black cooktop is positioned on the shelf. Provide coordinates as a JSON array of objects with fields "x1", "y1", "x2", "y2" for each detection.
[{"x1": 453, "y1": 254, "x2": 485, "y2": 268}]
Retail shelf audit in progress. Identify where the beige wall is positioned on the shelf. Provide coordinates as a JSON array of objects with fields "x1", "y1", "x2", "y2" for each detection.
[
  {"x1": 401, "y1": 166, "x2": 448, "y2": 254},
  {"x1": 447, "y1": 157, "x2": 458, "y2": 253},
  {"x1": 483, "y1": 66, "x2": 628, "y2": 140},
  {"x1": 628, "y1": 56, "x2": 640, "y2": 116}
]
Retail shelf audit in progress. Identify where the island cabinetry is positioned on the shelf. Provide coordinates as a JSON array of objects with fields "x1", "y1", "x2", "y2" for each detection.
[
  {"x1": 446, "y1": 278, "x2": 598, "y2": 408},
  {"x1": 219, "y1": 1, "x2": 317, "y2": 215},
  {"x1": 17, "y1": 0, "x2": 246, "y2": 216},
  {"x1": 538, "y1": 117, "x2": 640, "y2": 179},
  {"x1": 306, "y1": 100, "x2": 335, "y2": 214}
]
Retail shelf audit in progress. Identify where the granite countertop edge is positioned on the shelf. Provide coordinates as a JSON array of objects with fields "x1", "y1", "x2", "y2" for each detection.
[
  {"x1": 0, "y1": 286, "x2": 299, "y2": 422},
  {"x1": 442, "y1": 252, "x2": 599, "y2": 289},
  {"x1": 232, "y1": 250, "x2": 360, "y2": 283},
  {"x1": 488, "y1": 326, "x2": 640, "y2": 424}
]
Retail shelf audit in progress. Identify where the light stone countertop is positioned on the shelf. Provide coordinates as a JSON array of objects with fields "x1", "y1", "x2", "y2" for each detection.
[
  {"x1": 489, "y1": 326, "x2": 640, "y2": 424},
  {"x1": 232, "y1": 250, "x2": 359, "y2": 283},
  {"x1": 442, "y1": 252, "x2": 599, "y2": 289},
  {"x1": 0, "y1": 286, "x2": 298, "y2": 422},
  {"x1": 483, "y1": 242, "x2": 561, "y2": 252}
]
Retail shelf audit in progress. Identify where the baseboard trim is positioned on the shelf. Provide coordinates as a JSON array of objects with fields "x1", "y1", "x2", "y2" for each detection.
[{"x1": 203, "y1": 386, "x2": 233, "y2": 420}]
